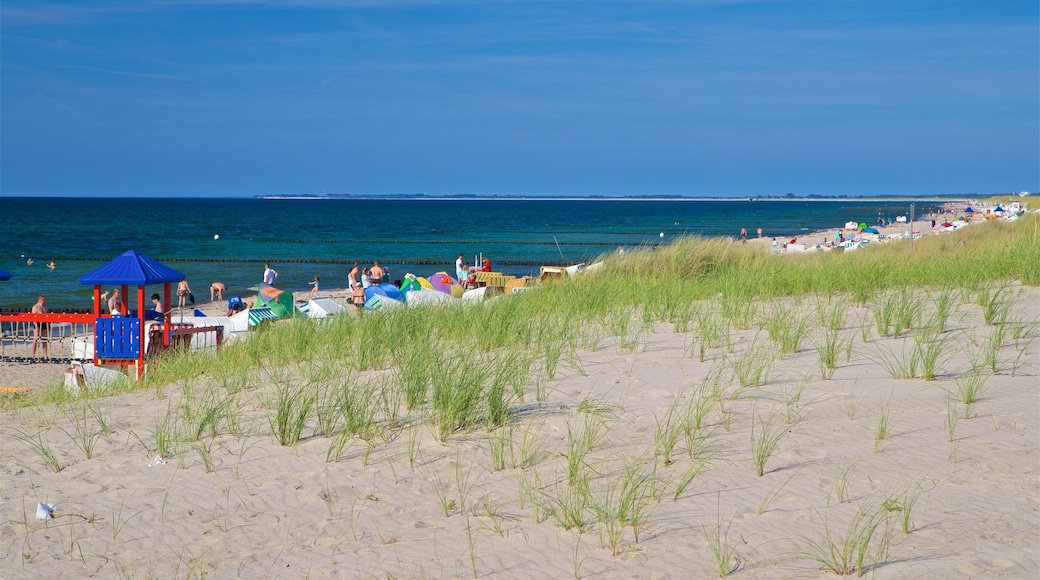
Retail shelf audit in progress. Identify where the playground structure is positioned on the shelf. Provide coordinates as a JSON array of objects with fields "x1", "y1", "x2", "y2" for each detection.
[{"x1": 0, "y1": 251, "x2": 224, "y2": 381}]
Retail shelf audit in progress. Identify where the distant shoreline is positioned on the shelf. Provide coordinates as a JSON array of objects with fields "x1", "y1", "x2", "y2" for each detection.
[{"x1": 256, "y1": 195, "x2": 977, "y2": 202}]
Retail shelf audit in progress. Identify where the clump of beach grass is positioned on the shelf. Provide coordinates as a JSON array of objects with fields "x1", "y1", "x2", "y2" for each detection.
[
  {"x1": 870, "y1": 340, "x2": 920, "y2": 380},
  {"x1": 798, "y1": 503, "x2": 890, "y2": 576},
  {"x1": 874, "y1": 396, "x2": 893, "y2": 453},
  {"x1": 750, "y1": 407, "x2": 786, "y2": 476},
  {"x1": 762, "y1": 300, "x2": 813, "y2": 356},
  {"x1": 814, "y1": 293, "x2": 848, "y2": 331},
  {"x1": 272, "y1": 381, "x2": 314, "y2": 447},
  {"x1": 952, "y1": 370, "x2": 988, "y2": 419},
  {"x1": 703, "y1": 502, "x2": 740, "y2": 577},
  {"x1": 729, "y1": 337, "x2": 776, "y2": 390},
  {"x1": 14, "y1": 428, "x2": 62, "y2": 473},
  {"x1": 815, "y1": 328, "x2": 853, "y2": 379},
  {"x1": 692, "y1": 304, "x2": 729, "y2": 362}
]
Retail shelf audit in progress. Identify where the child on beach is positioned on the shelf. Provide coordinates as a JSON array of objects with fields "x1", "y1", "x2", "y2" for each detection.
[{"x1": 309, "y1": 275, "x2": 320, "y2": 298}]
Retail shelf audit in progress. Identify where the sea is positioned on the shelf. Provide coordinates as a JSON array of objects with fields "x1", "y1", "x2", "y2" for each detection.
[{"x1": 0, "y1": 197, "x2": 941, "y2": 311}]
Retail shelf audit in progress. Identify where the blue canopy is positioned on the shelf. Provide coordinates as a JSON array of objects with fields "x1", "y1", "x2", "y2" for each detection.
[
  {"x1": 0, "y1": 268, "x2": 10, "y2": 281},
  {"x1": 365, "y1": 283, "x2": 405, "y2": 303},
  {"x1": 79, "y1": 250, "x2": 185, "y2": 286}
]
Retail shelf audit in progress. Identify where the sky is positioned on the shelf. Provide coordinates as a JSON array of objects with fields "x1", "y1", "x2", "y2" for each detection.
[{"x1": 1, "y1": 1, "x2": 1037, "y2": 198}]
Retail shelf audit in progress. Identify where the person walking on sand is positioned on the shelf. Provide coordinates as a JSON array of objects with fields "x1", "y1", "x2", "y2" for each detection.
[
  {"x1": 351, "y1": 282, "x2": 366, "y2": 314},
  {"x1": 740, "y1": 227, "x2": 747, "y2": 244},
  {"x1": 31, "y1": 295, "x2": 48, "y2": 358},
  {"x1": 308, "y1": 275, "x2": 321, "y2": 299},
  {"x1": 177, "y1": 279, "x2": 192, "y2": 309},
  {"x1": 370, "y1": 261, "x2": 384, "y2": 283},
  {"x1": 757, "y1": 227, "x2": 762, "y2": 239},
  {"x1": 211, "y1": 282, "x2": 226, "y2": 301},
  {"x1": 456, "y1": 254, "x2": 467, "y2": 281},
  {"x1": 263, "y1": 263, "x2": 278, "y2": 285},
  {"x1": 348, "y1": 262, "x2": 360, "y2": 287}
]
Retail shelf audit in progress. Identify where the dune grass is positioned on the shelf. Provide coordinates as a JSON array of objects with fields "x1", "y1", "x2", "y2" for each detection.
[{"x1": 798, "y1": 503, "x2": 890, "y2": 576}]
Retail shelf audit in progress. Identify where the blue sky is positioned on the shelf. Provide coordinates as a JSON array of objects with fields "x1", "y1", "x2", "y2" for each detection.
[{"x1": 2, "y1": 1, "x2": 1037, "y2": 198}]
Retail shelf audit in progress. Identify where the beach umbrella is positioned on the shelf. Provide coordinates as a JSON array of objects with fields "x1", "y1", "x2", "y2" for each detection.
[{"x1": 0, "y1": 268, "x2": 10, "y2": 281}]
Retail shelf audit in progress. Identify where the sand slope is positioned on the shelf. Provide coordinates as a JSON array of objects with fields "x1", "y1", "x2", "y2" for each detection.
[{"x1": 2, "y1": 286, "x2": 1037, "y2": 578}]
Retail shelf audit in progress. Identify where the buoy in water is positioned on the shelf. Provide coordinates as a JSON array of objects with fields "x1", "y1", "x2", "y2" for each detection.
[{"x1": 213, "y1": 234, "x2": 220, "y2": 240}]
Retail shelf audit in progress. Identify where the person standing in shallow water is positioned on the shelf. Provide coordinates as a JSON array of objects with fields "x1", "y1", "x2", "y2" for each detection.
[{"x1": 263, "y1": 263, "x2": 278, "y2": 285}]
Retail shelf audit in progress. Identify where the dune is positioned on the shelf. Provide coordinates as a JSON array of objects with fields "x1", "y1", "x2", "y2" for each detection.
[{"x1": 1, "y1": 274, "x2": 1037, "y2": 578}]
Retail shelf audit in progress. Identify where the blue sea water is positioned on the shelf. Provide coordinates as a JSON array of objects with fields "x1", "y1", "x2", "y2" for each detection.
[{"x1": 0, "y1": 197, "x2": 938, "y2": 310}]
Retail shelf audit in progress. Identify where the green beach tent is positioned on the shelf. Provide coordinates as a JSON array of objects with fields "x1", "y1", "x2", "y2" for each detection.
[{"x1": 256, "y1": 283, "x2": 298, "y2": 319}]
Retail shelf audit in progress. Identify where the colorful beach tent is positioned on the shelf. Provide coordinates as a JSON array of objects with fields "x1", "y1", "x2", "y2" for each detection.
[
  {"x1": 0, "y1": 268, "x2": 10, "y2": 281},
  {"x1": 256, "y1": 284, "x2": 297, "y2": 318},
  {"x1": 364, "y1": 294, "x2": 404, "y2": 311},
  {"x1": 302, "y1": 297, "x2": 348, "y2": 318},
  {"x1": 429, "y1": 272, "x2": 465, "y2": 298},
  {"x1": 399, "y1": 275, "x2": 422, "y2": 294},
  {"x1": 406, "y1": 288, "x2": 457, "y2": 307},
  {"x1": 365, "y1": 283, "x2": 405, "y2": 303},
  {"x1": 863, "y1": 227, "x2": 880, "y2": 234},
  {"x1": 230, "y1": 307, "x2": 278, "y2": 328}
]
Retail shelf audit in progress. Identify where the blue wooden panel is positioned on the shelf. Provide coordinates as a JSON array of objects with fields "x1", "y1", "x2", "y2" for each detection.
[{"x1": 95, "y1": 318, "x2": 140, "y2": 359}]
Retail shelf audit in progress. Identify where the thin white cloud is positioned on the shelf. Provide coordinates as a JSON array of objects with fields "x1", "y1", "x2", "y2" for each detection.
[{"x1": 58, "y1": 64, "x2": 197, "y2": 83}]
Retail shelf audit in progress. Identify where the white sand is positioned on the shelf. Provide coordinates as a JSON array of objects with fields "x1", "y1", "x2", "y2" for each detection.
[{"x1": 1, "y1": 285, "x2": 1037, "y2": 578}]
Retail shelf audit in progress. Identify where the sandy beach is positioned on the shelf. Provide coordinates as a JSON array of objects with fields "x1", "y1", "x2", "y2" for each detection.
[{"x1": 1, "y1": 270, "x2": 1037, "y2": 578}]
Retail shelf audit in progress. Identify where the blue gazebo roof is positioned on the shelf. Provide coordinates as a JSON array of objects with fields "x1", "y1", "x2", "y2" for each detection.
[
  {"x1": 79, "y1": 250, "x2": 185, "y2": 286},
  {"x1": 0, "y1": 268, "x2": 10, "y2": 281}
]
